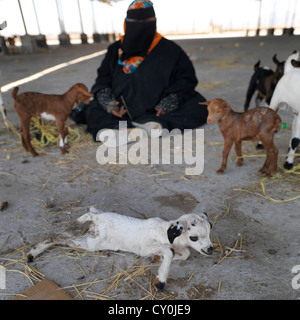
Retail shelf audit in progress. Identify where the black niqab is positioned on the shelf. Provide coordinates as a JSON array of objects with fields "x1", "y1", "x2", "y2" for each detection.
[{"x1": 121, "y1": 20, "x2": 156, "y2": 60}]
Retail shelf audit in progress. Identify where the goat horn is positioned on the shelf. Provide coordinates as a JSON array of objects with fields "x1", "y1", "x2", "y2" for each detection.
[
  {"x1": 273, "y1": 54, "x2": 280, "y2": 65},
  {"x1": 254, "y1": 60, "x2": 260, "y2": 70}
]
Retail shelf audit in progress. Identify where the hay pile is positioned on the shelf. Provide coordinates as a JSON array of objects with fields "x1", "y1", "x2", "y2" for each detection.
[
  {"x1": 229, "y1": 153, "x2": 300, "y2": 203},
  {"x1": 30, "y1": 118, "x2": 82, "y2": 149},
  {"x1": 1, "y1": 115, "x2": 91, "y2": 158}
]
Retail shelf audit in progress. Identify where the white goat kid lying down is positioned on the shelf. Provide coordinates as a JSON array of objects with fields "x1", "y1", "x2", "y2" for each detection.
[
  {"x1": 269, "y1": 50, "x2": 300, "y2": 170},
  {"x1": 27, "y1": 208, "x2": 213, "y2": 291}
]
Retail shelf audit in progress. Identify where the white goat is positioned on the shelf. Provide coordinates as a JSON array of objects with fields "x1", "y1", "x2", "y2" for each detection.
[
  {"x1": 27, "y1": 208, "x2": 213, "y2": 291},
  {"x1": 269, "y1": 51, "x2": 300, "y2": 169},
  {"x1": 284, "y1": 50, "x2": 299, "y2": 74}
]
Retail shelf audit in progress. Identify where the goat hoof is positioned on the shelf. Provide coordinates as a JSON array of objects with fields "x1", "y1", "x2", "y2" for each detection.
[
  {"x1": 256, "y1": 143, "x2": 264, "y2": 150},
  {"x1": 153, "y1": 278, "x2": 165, "y2": 291},
  {"x1": 264, "y1": 172, "x2": 272, "y2": 178},
  {"x1": 236, "y1": 160, "x2": 244, "y2": 167},
  {"x1": 283, "y1": 161, "x2": 293, "y2": 170},
  {"x1": 31, "y1": 151, "x2": 39, "y2": 157},
  {"x1": 268, "y1": 171, "x2": 276, "y2": 177},
  {"x1": 155, "y1": 281, "x2": 165, "y2": 292},
  {"x1": 59, "y1": 147, "x2": 68, "y2": 155},
  {"x1": 152, "y1": 255, "x2": 160, "y2": 263},
  {"x1": 216, "y1": 169, "x2": 224, "y2": 175},
  {"x1": 258, "y1": 168, "x2": 268, "y2": 175},
  {"x1": 27, "y1": 254, "x2": 34, "y2": 263}
]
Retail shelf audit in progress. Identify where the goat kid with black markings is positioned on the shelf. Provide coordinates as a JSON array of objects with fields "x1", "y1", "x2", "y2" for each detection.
[
  {"x1": 244, "y1": 54, "x2": 284, "y2": 112},
  {"x1": 252, "y1": 51, "x2": 299, "y2": 150},
  {"x1": 12, "y1": 83, "x2": 93, "y2": 156},
  {"x1": 269, "y1": 51, "x2": 300, "y2": 170},
  {"x1": 27, "y1": 208, "x2": 214, "y2": 291}
]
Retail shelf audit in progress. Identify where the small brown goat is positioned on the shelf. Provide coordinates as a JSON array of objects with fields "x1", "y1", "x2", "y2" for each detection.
[
  {"x1": 201, "y1": 99, "x2": 282, "y2": 177},
  {"x1": 12, "y1": 83, "x2": 93, "y2": 156}
]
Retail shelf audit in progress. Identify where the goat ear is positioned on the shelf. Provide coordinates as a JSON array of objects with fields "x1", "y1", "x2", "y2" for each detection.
[
  {"x1": 291, "y1": 59, "x2": 300, "y2": 68},
  {"x1": 199, "y1": 101, "x2": 210, "y2": 106},
  {"x1": 78, "y1": 87, "x2": 94, "y2": 97},
  {"x1": 85, "y1": 91, "x2": 94, "y2": 98},
  {"x1": 254, "y1": 60, "x2": 260, "y2": 70},
  {"x1": 167, "y1": 223, "x2": 183, "y2": 244}
]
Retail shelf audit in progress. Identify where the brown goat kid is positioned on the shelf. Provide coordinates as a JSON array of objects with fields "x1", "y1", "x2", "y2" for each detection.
[
  {"x1": 12, "y1": 83, "x2": 93, "y2": 156},
  {"x1": 201, "y1": 99, "x2": 282, "y2": 177}
]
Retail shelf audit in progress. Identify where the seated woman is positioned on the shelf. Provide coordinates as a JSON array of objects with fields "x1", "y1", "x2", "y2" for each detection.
[{"x1": 71, "y1": 0, "x2": 208, "y2": 142}]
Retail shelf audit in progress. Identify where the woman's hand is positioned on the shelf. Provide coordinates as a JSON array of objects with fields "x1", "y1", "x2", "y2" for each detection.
[
  {"x1": 155, "y1": 108, "x2": 166, "y2": 117},
  {"x1": 112, "y1": 105, "x2": 127, "y2": 118}
]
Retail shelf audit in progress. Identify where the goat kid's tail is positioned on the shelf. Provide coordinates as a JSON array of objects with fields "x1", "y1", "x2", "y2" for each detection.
[
  {"x1": 11, "y1": 87, "x2": 19, "y2": 100},
  {"x1": 274, "y1": 115, "x2": 282, "y2": 133}
]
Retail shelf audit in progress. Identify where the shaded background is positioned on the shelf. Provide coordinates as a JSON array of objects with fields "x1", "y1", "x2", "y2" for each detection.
[{"x1": 0, "y1": 0, "x2": 299, "y2": 44}]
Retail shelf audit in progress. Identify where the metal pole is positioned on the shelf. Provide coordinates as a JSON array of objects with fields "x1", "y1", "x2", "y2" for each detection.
[
  {"x1": 284, "y1": 0, "x2": 291, "y2": 27},
  {"x1": 270, "y1": 0, "x2": 277, "y2": 27},
  {"x1": 257, "y1": 0, "x2": 262, "y2": 30},
  {"x1": 91, "y1": 0, "x2": 101, "y2": 42},
  {"x1": 77, "y1": 0, "x2": 84, "y2": 34},
  {"x1": 90, "y1": 0, "x2": 97, "y2": 33},
  {"x1": 256, "y1": 0, "x2": 262, "y2": 35},
  {"x1": 32, "y1": 0, "x2": 41, "y2": 34},
  {"x1": 291, "y1": 0, "x2": 297, "y2": 27},
  {"x1": 17, "y1": 0, "x2": 28, "y2": 35},
  {"x1": 55, "y1": 0, "x2": 66, "y2": 33}
]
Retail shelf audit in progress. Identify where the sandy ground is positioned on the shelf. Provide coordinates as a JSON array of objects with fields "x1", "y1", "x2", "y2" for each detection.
[{"x1": 0, "y1": 36, "x2": 299, "y2": 301}]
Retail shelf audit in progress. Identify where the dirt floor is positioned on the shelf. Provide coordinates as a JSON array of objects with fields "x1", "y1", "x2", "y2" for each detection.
[{"x1": 0, "y1": 35, "x2": 299, "y2": 301}]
